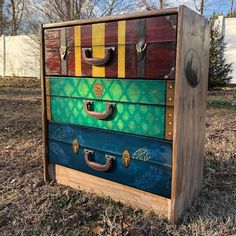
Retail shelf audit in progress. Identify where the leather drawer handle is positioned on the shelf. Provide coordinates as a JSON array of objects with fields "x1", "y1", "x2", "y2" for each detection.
[
  {"x1": 82, "y1": 47, "x2": 115, "y2": 66},
  {"x1": 84, "y1": 101, "x2": 114, "y2": 120},
  {"x1": 84, "y1": 149, "x2": 114, "y2": 172}
]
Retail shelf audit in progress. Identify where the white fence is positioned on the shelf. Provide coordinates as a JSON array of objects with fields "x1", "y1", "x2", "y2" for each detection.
[
  {"x1": 224, "y1": 18, "x2": 236, "y2": 84},
  {"x1": 0, "y1": 35, "x2": 40, "y2": 78}
]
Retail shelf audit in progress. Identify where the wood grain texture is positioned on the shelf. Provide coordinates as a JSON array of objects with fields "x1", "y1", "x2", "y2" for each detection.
[
  {"x1": 145, "y1": 42, "x2": 176, "y2": 79},
  {"x1": 118, "y1": 21, "x2": 126, "y2": 78},
  {"x1": 146, "y1": 15, "x2": 177, "y2": 42},
  {"x1": 43, "y1": 8, "x2": 178, "y2": 29},
  {"x1": 92, "y1": 23, "x2": 105, "y2": 77},
  {"x1": 81, "y1": 24, "x2": 92, "y2": 76},
  {"x1": 171, "y1": 6, "x2": 210, "y2": 223},
  {"x1": 45, "y1": 49, "x2": 61, "y2": 75},
  {"x1": 74, "y1": 26, "x2": 82, "y2": 76},
  {"x1": 105, "y1": 21, "x2": 118, "y2": 77},
  {"x1": 55, "y1": 164, "x2": 171, "y2": 218},
  {"x1": 44, "y1": 15, "x2": 177, "y2": 79}
]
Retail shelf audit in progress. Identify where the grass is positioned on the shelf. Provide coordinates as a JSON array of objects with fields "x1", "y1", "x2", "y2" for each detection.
[{"x1": 0, "y1": 77, "x2": 235, "y2": 235}]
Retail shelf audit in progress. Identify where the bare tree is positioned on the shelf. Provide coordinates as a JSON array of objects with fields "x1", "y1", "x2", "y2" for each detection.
[
  {"x1": 0, "y1": 0, "x2": 4, "y2": 35},
  {"x1": 138, "y1": 0, "x2": 168, "y2": 10},
  {"x1": 159, "y1": 0, "x2": 164, "y2": 8},
  {"x1": 230, "y1": 0, "x2": 234, "y2": 16},
  {"x1": 7, "y1": 0, "x2": 27, "y2": 35},
  {"x1": 194, "y1": 0, "x2": 205, "y2": 16},
  {"x1": 0, "y1": 0, "x2": 8, "y2": 35}
]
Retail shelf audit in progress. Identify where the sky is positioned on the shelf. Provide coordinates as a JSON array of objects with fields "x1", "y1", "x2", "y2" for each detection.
[{"x1": 168, "y1": 0, "x2": 233, "y2": 17}]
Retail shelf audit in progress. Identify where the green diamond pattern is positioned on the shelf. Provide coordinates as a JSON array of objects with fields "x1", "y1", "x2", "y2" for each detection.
[
  {"x1": 49, "y1": 77, "x2": 167, "y2": 105},
  {"x1": 50, "y1": 97, "x2": 165, "y2": 139}
]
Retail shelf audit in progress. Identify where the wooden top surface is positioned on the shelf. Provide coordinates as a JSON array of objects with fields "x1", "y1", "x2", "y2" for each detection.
[{"x1": 42, "y1": 7, "x2": 178, "y2": 29}]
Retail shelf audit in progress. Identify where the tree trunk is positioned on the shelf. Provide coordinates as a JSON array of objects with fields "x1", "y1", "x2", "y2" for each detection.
[
  {"x1": 200, "y1": 0, "x2": 204, "y2": 16},
  {"x1": 230, "y1": 0, "x2": 234, "y2": 16},
  {"x1": 0, "y1": 0, "x2": 3, "y2": 35},
  {"x1": 159, "y1": 0, "x2": 164, "y2": 8}
]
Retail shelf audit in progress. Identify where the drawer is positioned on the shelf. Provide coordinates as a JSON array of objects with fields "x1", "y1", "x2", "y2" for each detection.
[
  {"x1": 44, "y1": 15, "x2": 177, "y2": 79},
  {"x1": 46, "y1": 77, "x2": 175, "y2": 105},
  {"x1": 46, "y1": 77, "x2": 174, "y2": 140},
  {"x1": 48, "y1": 122, "x2": 172, "y2": 197}
]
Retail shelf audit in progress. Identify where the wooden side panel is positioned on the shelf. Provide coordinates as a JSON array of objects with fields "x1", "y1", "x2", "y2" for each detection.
[
  {"x1": 55, "y1": 165, "x2": 171, "y2": 218},
  {"x1": 171, "y1": 6, "x2": 210, "y2": 223},
  {"x1": 41, "y1": 26, "x2": 56, "y2": 181}
]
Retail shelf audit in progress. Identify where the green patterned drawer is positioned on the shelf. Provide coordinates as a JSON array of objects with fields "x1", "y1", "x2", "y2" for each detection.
[
  {"x1": 49, "y1": 97, "x2": 165, "y2": 139},
  {"x1": 46, "y1": 77, "x2": 168, "y2": 105}
]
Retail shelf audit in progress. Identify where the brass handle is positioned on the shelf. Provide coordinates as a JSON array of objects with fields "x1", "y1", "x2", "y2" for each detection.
[
  {"x1": 84, "y1": 149, "x2": 114, "y2": 172},
  {"x1": 82, "y1": 47, "x2": 115, "y2": 66},
  {"x1": 84, "y1": 101, "x2": 114, "y2": 120}
]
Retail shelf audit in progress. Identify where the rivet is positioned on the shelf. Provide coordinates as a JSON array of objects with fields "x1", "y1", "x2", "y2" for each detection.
[
  {"x1": 171, "y1": 67, "x2": 175, "y2": 71},
  {"x1": 168, "y1": 98, "x2": 172, "y2": 102},
  {"x1": 164, "y1": 75, "x2": 168, "y2": 79},
  {"x1": 168, "y1": 113, "x2": 172, "y2": 117},
  {"x1": 168, "y1": 122, "x2": 172, "y2": 125},
  {"x1": 168, "y1": 132, "x2": 172, "y2": 136},
  {"x1": 169, "y1": 85, "x2": 173, "y2": 89}
]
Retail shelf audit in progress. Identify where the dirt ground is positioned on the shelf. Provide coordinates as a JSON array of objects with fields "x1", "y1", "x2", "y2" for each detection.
[{"x1": 0, "y1": 77, "x2": 235, "y2": 236}]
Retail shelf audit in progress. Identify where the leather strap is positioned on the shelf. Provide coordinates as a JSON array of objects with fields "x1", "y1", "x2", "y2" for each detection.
[
  {"x1": 60, "y1": 28, "x2": 67, "y2": 75},
  {"x1": 137, "y1": 18, "x2": 146, "y2": 78}
]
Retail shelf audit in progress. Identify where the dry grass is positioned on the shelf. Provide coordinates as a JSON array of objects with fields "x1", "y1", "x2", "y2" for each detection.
[{"x1": 0, "y1": 77, "x2": 235, "y2": 236}]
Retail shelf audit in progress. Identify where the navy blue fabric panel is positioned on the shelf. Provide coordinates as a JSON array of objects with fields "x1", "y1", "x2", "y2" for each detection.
[
  {"x1": 48, "y1": 140, "x2": 171, "y2": 198},
  {"x1": 48, "y1": 121, "x2": 172, "y2": 167}
]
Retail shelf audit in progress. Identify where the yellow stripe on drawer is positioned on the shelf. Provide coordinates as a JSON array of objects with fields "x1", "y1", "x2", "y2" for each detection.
[
  {"x1": 92, "y1": 23, "x2": 105, "y2": 77},
  {"x1": 46, "y1": 97, "x2": 51, "y2": 121},
  {"x1": 74, "y1": 25, "x2": 81, "y2": 76},
  {"x1": 118, "y1": 21, "x2": 126, "y2": 78},
  {"x1": 45, "y1": 77, "x2": 51, "y2": 121}
]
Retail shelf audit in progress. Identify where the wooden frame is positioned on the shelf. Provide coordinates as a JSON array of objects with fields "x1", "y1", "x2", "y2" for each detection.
[{"x1": 40, "y1": 5, "x2": 210, "y2": 224}]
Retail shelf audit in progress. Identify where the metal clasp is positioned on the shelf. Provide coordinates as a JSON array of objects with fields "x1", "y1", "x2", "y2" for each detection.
[
  {"x1": 136, "y1": 41, "x2": 147, "y2": 53},
  {"x1": 60, "y1": 45, "x2": 67, "y2": 60}
]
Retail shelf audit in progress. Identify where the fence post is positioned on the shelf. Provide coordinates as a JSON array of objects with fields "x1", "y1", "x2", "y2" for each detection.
[{"x1": 2, "y1": 35, "x2": 5, "y2": 77}]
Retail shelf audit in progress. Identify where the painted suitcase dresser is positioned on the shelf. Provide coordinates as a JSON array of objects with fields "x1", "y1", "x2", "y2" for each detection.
[{"x1": 40, "y1": 5, "x2": 210, "y2": 223}]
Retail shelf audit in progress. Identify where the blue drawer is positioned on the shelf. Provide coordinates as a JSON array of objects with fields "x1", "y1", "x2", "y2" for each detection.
[{"x1": 48, "y1": 122, "x2": 172, "y2": 198}]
